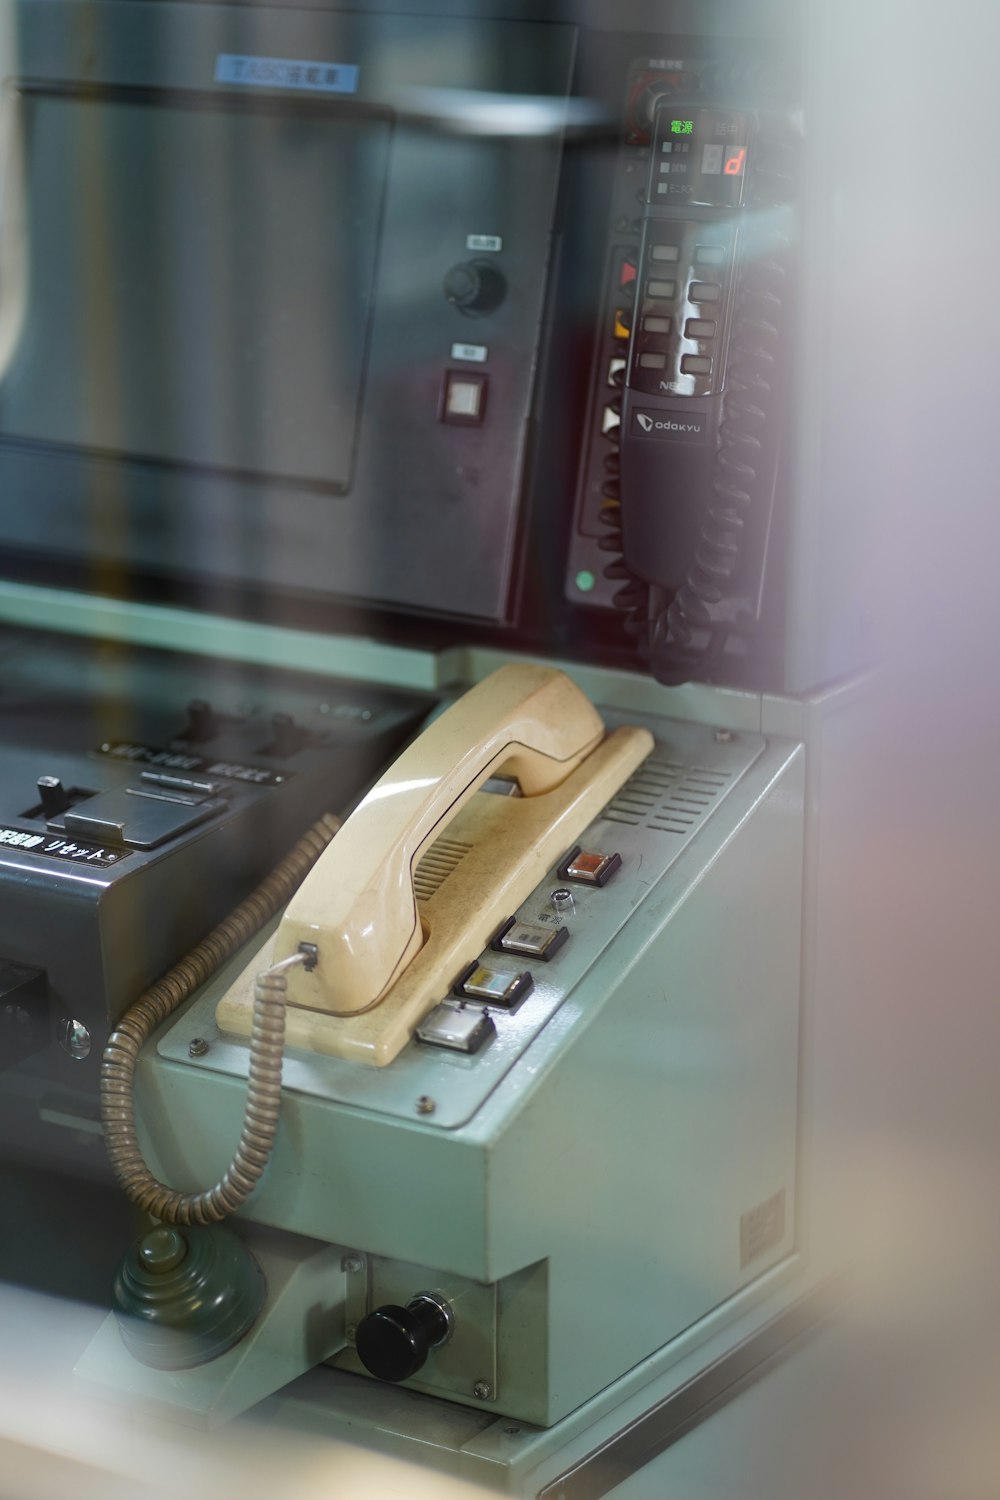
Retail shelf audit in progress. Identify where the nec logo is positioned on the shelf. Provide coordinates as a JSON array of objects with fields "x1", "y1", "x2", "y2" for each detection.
[{"x1": 632, "y1": 409, "x2": 707, "y2": 444}]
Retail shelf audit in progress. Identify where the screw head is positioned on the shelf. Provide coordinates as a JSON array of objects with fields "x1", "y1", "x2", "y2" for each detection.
[
  {"x1": 473, "y1": 1380, "x2": 493, "y2": 1401},
  {"x1": 345, "y1": 1323, "x2": 357, "y2": 1343},
  {"x1": 188, "y1": 1036, "x2": 209, "y2": 1057},
  {"x1": 415, "y1": 1095, "x2": 436, "y2": 1115},
  {"x1": 341, "y1": 1253, "x2": 365, "y2": 1274}
]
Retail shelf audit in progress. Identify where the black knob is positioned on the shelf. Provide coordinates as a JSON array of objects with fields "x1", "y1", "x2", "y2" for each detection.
[
  {"x1": 183, "y1": 699, "x2": 220, "y2": 743},
  {"x1": 443, "y1": 260, "x2": 506, "y2": 317},
  {"x1": 265, "y1": 712, "x2": 307, "y2": 759},
  {"x1": 354, "y1": 1295, "x2": 451, "y2": 1383}
]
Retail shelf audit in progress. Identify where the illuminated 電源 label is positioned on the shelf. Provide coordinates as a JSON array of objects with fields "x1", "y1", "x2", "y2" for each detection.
[{"x1": 215, "y1": 54, "x2": 360, "y2": 94}]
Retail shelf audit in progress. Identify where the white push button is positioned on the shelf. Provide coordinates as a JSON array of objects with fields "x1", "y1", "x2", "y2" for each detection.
[
  {"x1": 416, "y1": 1002, "x2": 495, "y2": 1053},
  {"x1": 441, "y1": 371, "x2": 488, "y2": 425},
  {"x1": 493, "y1": 920, "x2": 568, "y2": 961}
]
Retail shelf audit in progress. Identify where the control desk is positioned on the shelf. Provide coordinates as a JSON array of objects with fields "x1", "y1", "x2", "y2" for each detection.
[{"x1": 0, "y1": 0, "x2": 889, "y2": 1493}]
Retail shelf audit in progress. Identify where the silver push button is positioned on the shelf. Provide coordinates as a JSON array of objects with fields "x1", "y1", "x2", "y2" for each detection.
[
  {"x1": 416, "y1": 1002, "x2": 495, "y2": 1054},
  {"x1": 558, "y1": 846, "x2": 622, "y2": 887},
  {"x1": 493, "y1": 919, "x2": 568, "y2": 961},
  {"x1": 456, "y1": 964, "x2": 533, "y2": 1009}
]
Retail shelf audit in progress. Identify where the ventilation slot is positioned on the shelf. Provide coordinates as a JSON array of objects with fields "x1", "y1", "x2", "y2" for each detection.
[
  {"x1": 604, "y1": 759, "x2": 733, "y2": 835},
  {"x1": 413, "y1": 838, "x2": 472, "y2": 903},
  {"x1": 604, "y1": 758, "x2": 686, "y2": 826}
]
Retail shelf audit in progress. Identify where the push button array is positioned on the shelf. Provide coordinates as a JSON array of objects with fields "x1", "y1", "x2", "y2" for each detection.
[
  {"x1": 628, "y1": 223, "x2": 732, "y2": 396},
  {"x1": 416, "y1": 845, "x2": 621, "y2": 1055}
]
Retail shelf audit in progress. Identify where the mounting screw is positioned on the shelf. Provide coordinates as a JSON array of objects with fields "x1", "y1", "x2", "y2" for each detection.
[
  {"x1": 345, "y1": 1323, "x2": 357, "y2": 1343},
  {"x1": 416, "y1": 1095, "x2": 436, "y2": 1115},
  {"x1": 473, "y1": 1380, "x2": 493, "y2": 1401},
  {"x1": 188, "y1": 1037, "x2": 209, "y2": 1058},
  {"x1": 504, "y1": 1426, "x2": 521, "y2": 1436},
  {"x1": 341, "y1": 1253, "x2": 365, "y2": 1274},
  {"x1": 714, "y1": 728, "x2": 734, "y2": 743}
]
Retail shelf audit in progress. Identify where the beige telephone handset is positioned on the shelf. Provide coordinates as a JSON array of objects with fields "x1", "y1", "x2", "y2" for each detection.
[{"x1": 217, "y1": 664, "x2": 653, "y2": 1065}]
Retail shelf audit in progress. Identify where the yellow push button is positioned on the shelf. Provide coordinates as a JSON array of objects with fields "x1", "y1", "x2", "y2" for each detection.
[{"x1": 455, "y1": 963, "x2": 533, "y2": 1009}]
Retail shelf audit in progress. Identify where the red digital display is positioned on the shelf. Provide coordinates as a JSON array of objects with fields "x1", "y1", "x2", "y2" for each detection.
[{"x1": 723, "y1": 146, "x2": 747, "y2": 177}]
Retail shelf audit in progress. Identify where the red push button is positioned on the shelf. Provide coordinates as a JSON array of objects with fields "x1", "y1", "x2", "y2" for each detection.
[{"x1": 557, "y1": 846, "x2": 622, "y2": 887}]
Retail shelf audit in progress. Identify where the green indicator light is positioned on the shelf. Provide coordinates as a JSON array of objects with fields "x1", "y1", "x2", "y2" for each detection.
[
  {"x1": 670, "y1": 119, "x2": 694, "y2": 135},
  {"x1": 575, "y1": 570, "x2": 596, "y2": 593}
]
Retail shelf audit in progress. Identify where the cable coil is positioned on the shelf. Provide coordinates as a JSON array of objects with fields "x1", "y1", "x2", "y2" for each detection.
[{"x1": 100, "y1": 814, "x2": 339, "y2": 1226}]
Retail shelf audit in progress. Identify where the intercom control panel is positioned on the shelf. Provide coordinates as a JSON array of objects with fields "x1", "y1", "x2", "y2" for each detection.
[{"x1": 162, "y1": 713, "x2": 765, "y2": 1129}]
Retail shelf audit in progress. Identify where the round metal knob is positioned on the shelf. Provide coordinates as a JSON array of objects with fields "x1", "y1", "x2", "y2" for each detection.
[
  {"x1": 443, "y1": 260, "x2": 506, "y2": 316},
  {"x1": 354, "y1": 1294, "x2": 452, "y2": 1383}
]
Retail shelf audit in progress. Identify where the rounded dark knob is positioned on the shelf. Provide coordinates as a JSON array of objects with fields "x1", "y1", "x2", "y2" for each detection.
[
  {"x1": 112, "y1": 1224, "x2": 265, "y2": 1370},
  {"x1": 354, "y1": 1295, "x2": 452, "y2": 1383},
  {"x1": 443, "y1": 260, "x2": 506, "y2": 316}
]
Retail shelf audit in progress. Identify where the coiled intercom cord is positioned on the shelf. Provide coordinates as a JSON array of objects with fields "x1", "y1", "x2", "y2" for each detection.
[{"x1": 100, "y1": 813, "x2": 339, "y2": 1226}]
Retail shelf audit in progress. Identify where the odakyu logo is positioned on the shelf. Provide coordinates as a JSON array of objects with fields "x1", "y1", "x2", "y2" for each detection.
[{"x1": 634, "y1": 412, "x2": 704, "y2": 437}]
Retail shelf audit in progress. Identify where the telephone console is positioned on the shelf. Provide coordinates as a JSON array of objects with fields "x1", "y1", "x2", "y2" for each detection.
[
  {"x1": 0, "y1": 1, "x2": 854, "y2": 1494},
  {"x1": 65, "y1": 659, "x2": 810, "y2": 1473}
]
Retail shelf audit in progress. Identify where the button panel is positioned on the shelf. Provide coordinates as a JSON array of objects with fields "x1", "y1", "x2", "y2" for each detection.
[{"x1": 628, "y1": 219, "x2": 734, "y2": 400}]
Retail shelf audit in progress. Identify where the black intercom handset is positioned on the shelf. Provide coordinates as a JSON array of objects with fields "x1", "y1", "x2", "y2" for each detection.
[
  {"x1": 564, "y1": 65, "x2": 798, "y2": 687},
  {"x1": 610, "y1": 98, "x2": 796, "y2": 685}
]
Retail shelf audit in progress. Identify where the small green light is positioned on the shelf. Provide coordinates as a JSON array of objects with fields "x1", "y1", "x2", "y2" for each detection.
[
  {"x1": 575, "y1": 570, "x2": 596, "y2": 593},
  {"x1": 671, "y1": 119, "x2": 694, "y2": 135}
]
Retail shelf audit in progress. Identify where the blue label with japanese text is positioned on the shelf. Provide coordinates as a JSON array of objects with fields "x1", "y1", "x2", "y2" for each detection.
[{"x1": 215, "y1": 54, "x2": 360, "y2": 94}]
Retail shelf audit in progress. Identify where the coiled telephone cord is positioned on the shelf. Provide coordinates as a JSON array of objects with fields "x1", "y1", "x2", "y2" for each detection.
[{"x1": 100, "y1": 813, "x2": 339, "y2": 1226}]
